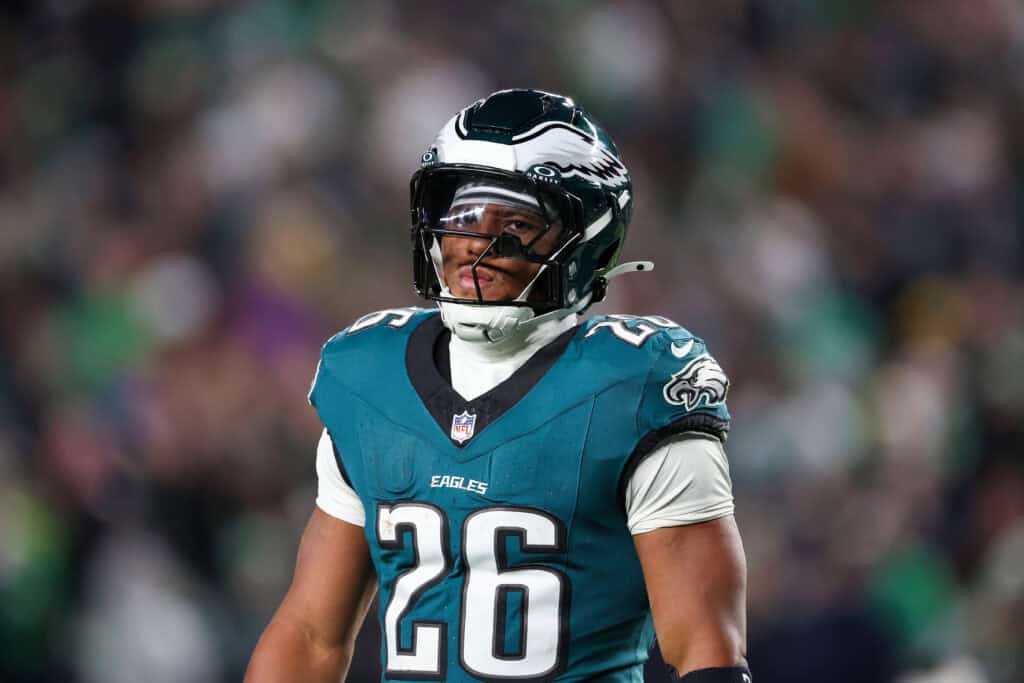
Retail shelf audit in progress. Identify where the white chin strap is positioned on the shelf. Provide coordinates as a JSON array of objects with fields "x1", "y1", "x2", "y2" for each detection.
[
  {"x1": 438, "y1": 294, "x2": 591, "y2": 343},
  {"x1": 437, "y1": 260, "x2": 654, "y2": 343},
  {"x1": 438, "y1": 298, "x2": 541, "y2": 343}
]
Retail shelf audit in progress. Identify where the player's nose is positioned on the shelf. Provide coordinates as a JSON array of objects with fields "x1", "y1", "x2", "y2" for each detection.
[{"x1": 448, "y1": 233, "x2": 493, "y2": 262}]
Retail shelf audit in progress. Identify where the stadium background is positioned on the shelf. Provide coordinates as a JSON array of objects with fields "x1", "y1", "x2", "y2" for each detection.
[{"x1": 1, "y1": 1, "x2": 1023, "y2": 681}]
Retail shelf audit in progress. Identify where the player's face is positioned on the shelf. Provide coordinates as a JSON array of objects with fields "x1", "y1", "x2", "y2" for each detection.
[{"x1": 440, "y1": 203, "x2": 562, "y2": 301}]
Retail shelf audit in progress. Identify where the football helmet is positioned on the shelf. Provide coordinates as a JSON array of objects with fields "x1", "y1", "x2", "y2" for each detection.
[{"x1": 410, "y1": 89, "x2": 651, "y2": 341}]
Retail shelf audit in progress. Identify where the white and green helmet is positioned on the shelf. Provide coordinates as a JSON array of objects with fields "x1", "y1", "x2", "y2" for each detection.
[{"x1": 411, "y1": 89, "x2": 648, "y2": 340}]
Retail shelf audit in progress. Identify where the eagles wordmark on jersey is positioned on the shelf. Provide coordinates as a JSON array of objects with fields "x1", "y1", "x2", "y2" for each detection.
[{"x1": 309, "y1": 308, "x2": 730, "y2": 682}]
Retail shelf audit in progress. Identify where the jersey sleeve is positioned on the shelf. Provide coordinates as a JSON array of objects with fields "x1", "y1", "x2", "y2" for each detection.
[
  {"x1": 314, "y1": 429, "x2": 366, "y2": 527},
  {"x1": 637, "y1": 332, "x2": 731, "y2": 445},
  {"x1": 624, "y1": 435, "x2": 734, "y2": 534},
  {"x1": 308, "y1": 337, "x2": 365, "y2": 526}
]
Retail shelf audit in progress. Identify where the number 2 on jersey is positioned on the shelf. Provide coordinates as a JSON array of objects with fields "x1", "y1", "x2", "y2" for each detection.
[{"x1": 377, "y1": 503, "x2": 569, "y2": 680}]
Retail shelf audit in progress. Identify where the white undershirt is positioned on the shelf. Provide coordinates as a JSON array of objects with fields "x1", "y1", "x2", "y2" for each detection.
[{"x1": 315, "y1": 314, "x2": 734, "y2": 533}]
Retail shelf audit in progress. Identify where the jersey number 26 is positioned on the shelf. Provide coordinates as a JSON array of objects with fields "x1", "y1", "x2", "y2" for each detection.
[{"x1": 377, "y1": 503, "x2": 569, "y2": 680}]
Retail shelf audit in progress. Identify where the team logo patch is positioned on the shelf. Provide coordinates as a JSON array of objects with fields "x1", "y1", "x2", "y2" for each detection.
[
  {"x1": 450, "y1": 411, "x2": 477, "y2": 444},
  {"x1": 663, "y1": 354, "x2": 730, "y2": 410}
]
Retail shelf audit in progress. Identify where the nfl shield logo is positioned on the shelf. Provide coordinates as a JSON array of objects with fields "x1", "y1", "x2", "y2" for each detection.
[{"x1": 450, "y1": 411, "x2": 477, "y2": 444}]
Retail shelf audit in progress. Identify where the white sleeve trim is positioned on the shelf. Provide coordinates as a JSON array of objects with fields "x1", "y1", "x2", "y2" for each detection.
[
  {"x1": 314, "y1": 429, "x2": 366, "y2": 527},
  {"x1": 626, "y1": 434, "x2": 734, "y2": 535}
]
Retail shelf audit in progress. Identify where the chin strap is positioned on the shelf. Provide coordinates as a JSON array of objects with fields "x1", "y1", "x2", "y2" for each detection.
[
  {"x1": 440, "y1": 294, "x2": 591, "y2": 343},
  {"x1": 438, "y1": 259, "x2": 654, "y2": 343},
  {"x1": 440, "y1": 291, "x2": 593, "y2": 343}
]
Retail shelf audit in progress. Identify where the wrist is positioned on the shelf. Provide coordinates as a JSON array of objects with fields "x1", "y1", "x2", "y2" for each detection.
[{"x1": 671, "y1": 665, "x2": 751, "y2": 682}]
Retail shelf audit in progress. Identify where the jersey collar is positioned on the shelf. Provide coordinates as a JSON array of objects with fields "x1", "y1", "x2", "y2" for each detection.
[{"x1": 406, "y1": 314, "x2": 579, "y2": 448}]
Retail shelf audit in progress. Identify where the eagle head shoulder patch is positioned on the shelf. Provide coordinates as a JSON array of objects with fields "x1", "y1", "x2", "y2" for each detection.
[{"x1": 663, "y1": 353, "x2": 729, "y2": 410}]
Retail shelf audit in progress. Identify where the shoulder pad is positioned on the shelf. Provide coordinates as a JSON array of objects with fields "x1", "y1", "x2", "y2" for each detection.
[
  {"x1": 319, "y1": 307, "x2": 430, "y2": 353},
  {"x1": 633, "y1": 321, "x2": 731, "y2": 443},
  {"x1": 342, "y1": 306, "x2": 430, "y2": 338},
  {"x1": 579, "y1": 313, "x2": 729, "y2": 437},
  {"x1": 582, "y1": 314, "x2": 690, "y2": 352},
  {"x1": 310, "y1": 307, "x2": 434, "y2": 407}
]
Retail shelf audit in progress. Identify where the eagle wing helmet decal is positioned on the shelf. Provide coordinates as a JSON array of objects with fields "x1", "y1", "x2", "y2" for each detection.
[
  {"x1": 663, "y1": 353, "x2": 730, "y2": 410},
  {"x1": 442, "y1": 113, "x2": 630, "y2": 189},
  {"x1": 509, "y1": 123, "x2": 629, "y2": 188}
]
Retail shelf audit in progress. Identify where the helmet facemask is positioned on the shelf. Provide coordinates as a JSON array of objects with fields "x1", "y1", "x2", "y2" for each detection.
[{"x1": 411, "y1": 165, "x2": 584, "y2": 314}]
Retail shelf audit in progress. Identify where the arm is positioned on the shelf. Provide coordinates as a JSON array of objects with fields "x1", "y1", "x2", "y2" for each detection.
[
  {"x1": 628, "y1": 330, "x2": 745, "y2": 678},
  {"x1": 245, "y1": 507, "x2": 377, "y2": 683},
  {"x1": 633, "y1": 515, "x2": 747, "y2": 679}
]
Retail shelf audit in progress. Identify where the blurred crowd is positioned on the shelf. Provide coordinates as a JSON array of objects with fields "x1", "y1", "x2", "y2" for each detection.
[{"x1": 1, "y1": 1, "x2": 1023, "y2": 681}]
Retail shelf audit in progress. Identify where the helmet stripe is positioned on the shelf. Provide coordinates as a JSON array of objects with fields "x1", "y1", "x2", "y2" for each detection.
[{"x1": 582, "y1": 207, "x2": 613, "y2": 242}]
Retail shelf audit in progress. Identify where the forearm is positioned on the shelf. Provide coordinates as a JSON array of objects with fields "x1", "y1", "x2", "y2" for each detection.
[
  {"x1": 634, "y1": 517, "x2": 748, "y2": 679},
  {"x1": 659, "y1": 621, "x2": 746, "y2": 677},
  {"x1": 244, "y1": 616, "x2": 351, "y2": 683},
  {"x1": 653, "y1": 566, "x2": 748, "y2": 678}
]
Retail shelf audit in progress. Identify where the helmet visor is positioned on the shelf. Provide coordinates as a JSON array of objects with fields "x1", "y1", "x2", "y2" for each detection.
[
  {"x1": 443, "y1": 189, "x2": 553, "y2": 253},
  {"x1": 412, "y1": 167, "x2": 581, "y2": 309}
]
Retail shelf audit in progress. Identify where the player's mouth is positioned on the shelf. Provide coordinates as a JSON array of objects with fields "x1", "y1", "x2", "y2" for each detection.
[{"x1": 455, "y1": 265, "x2": 503, "y2": 293}]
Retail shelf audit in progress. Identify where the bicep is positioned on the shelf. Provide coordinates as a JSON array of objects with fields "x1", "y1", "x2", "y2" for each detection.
[
  {"x1": 275, "y1": 507, "x2": 377, "y2": 652},
  {"x1": 633, "y1": 515, "x2": 747, "y2": 674}
]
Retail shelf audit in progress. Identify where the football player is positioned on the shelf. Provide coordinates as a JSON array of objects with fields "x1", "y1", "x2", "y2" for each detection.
[{"x1": 246, "y1": 90, "x2": 750, "y2": 683}]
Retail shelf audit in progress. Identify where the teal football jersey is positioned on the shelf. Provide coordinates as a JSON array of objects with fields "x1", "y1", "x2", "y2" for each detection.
[{"x1": 308, "y1": 308, "x2": 730, "y2": 683}]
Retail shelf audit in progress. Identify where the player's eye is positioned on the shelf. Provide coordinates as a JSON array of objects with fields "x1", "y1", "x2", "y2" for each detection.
[
  {"x1": 503, "y1": 220, "x2": 531, "y2": 233},
  {"x1": 500, "y1": 215, "x2": 544, "y2": 237}
]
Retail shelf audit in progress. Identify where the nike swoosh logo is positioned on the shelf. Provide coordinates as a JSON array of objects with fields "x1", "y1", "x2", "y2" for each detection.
[{"x1": 670, "y1": 340, "x2": 694, "y2": 358}]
